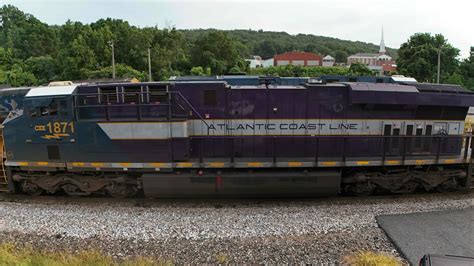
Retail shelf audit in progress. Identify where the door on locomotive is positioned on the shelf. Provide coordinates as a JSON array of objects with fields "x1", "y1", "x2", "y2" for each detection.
[
  {"x1": 382, "y1": 121, "x2": 403, "y2": 156},
  {"x1": 433, "y1": 121, "x2": 462, "y2": 155}
]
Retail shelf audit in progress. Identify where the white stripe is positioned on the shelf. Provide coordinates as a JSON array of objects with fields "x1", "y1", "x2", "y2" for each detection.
[{"x1": 97, "y1": 120, "x2": 464, "y2": 139}]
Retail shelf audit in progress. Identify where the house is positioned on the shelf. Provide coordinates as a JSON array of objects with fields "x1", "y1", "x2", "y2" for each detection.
[
  {"x1": 245, "y1": 56, "x2": 274, "y2": 68},
  {"x1": 347, "y1": 28, "x2": 397, "y2": 74},
  {"x1": 322, "y1": 55, "x2": 335, "y2": 67},
  {"x1": 262, "y1": 58, "x2": 274, "y2": 68},
  {"x1": 245, "y1": 56, "x2": 263, "y2": 68},
  {"x1": 274, "y1": 51, "x2": 322, "y2": 66}
]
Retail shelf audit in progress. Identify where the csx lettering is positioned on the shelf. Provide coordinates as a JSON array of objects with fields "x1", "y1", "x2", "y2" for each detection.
[{"x1": 34, "y1": 125, "x2": 46, "y2": 131}]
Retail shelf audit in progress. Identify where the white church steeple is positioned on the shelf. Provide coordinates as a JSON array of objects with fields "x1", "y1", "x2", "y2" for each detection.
[{"x1": 379, "y1": 27, "x2": 386, "y2": 55}]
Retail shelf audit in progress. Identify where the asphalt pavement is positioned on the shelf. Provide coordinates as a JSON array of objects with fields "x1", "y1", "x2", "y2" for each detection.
[{"x1": 377, "y1": 207, "x2": 474, "y2": 265}]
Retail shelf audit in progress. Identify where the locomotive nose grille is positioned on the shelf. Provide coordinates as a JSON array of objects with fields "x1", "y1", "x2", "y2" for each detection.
[{"x1": 47, "y1": 145, "x2": 60, "y2": 160}]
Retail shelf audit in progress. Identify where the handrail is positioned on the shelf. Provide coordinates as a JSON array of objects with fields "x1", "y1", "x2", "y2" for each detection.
[
  {"x1": 170, "y1": 91, "x2": 209, "y2": 128},
  {"x1": 189, "y1": 134, "x2": 471, "y2": 164}
]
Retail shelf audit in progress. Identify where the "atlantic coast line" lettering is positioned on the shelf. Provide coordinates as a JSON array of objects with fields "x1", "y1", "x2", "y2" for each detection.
[{"x1": 207, "y1": 122, "x2": 358, "y2": 131}]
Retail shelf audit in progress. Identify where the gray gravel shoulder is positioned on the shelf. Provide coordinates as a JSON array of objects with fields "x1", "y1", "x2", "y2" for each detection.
[{"x1": 0, "y1": 192, "x2": 472, "y2": 263}]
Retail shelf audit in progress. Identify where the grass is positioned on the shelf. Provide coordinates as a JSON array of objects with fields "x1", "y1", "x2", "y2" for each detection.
[
  {"x1": 0, "y1": 243, "x2": 405, "y2": 265},
  {"x1": 342, "y1": 250, "x2": 404, "y2": 266},
  {"x1": 215, "y1": 252, "x2": 230, "y2": 264},
  {"x1": 0, "y1": 243, "x2": 171, "y2": 266}
]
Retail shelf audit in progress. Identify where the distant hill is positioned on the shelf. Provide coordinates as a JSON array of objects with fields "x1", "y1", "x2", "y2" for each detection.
[
  {"x1": 0, "y1": 4, "x2": 399, "y2": 87},
  {"x1": 180, "y1": 29, "x2": 397, "y2": 60}
]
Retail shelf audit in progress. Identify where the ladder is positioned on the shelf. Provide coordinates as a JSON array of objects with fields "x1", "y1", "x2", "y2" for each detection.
[{"x1": 0, "y1": 126, "x2": 8, "y2": 192}]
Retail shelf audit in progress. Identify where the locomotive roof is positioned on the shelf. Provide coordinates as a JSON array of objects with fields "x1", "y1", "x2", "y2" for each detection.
[
  {"x1": 22, "y1": 81, "x2": 474, "y2": 100},
  {"x1": 25, "y1": 84, "x2": 77, "y2": 97},
  {"x1": 343, "y1": 82, "x2": 419, "y2": 92}
]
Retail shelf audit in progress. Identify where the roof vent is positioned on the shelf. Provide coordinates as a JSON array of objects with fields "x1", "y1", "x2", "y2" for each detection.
[{"x1": 48, "y1": 81, "x2": 74, "y2": 86}]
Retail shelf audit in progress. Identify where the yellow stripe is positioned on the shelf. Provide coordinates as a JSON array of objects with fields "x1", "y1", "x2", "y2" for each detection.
[
  {"x1": 443, "y1": 159, "x2": 456, "y2": 164},
  {"x1": 176, "y1": 162, "x2": 194, "y2": 168},
  {"x1": 288, "y1": 162, "x2": 303, "y2": 167},
  {"x1": 149, "y1": 163, "x2": 166, "y2": 168},
  {"x1": 356, "y1": 161, "x2": 370, "y2": 166},
  {"x1": 209, "y1": 162, "x2": 225, "y2": 167},
  {"x1": 415, "y1": 160, "x2": 425, "y2": 165},
  {"x1": 386, "y1": 160, "x2": 400, "y2": 165},
  {"x1": 72, "y1": 162, "x2": 85, "y2": 167},
  {"x1": 36, "y1": 162, "x2": 49, "y2": 166},
  {"x1": 320, "y1": 161, "x2": 337, "y2": 166},
  {"x1": 18, "y1": 162, "x2": 29, "y2": 166},
  {"x1": 91, "y1": 162, "x2": 104, "y2": 167},
  {"x1": 119, "y1": 162, "x2": 131, "y2": 167},
  {"x1": 247, "y1": 162, "x2": 263, "y2": 167}
]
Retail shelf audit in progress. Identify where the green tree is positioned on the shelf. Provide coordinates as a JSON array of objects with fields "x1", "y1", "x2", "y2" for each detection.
[
  {"x1": 444, "y1": 72, "x2": 464, "y2": 86},
  {"x1": 348, "y1": 62, "x2": 374, "y2": 76},
  {"x1": 5, "y1": 64, "x2": 37, "y2": 86},
  {"x1": 24, "y1": 55, "x2": 57, "y2": 84},
  {"x1": 0, "y1": 4, "x2": 403, "y2": 86},
  {"x1": 57, "y1": 34, "x2": 97, "y2": 80},
  {"x1": 190, "y1": 31, "x2": 242, "y2": 75},
  {"x1": 86, "y1": 63, "x2": 146, "y2": 81},
  {"x1": 459, "y1": 47, "x2": 474, "y2": 90},
  {"x1": 250, "y1": 65, "x2": 349, "y2": 77},
  {"x1": 335, "y1": 50, "x2": 348, "y2": 63},
  {"x1": 190, "y1": 66, "x2": 205, "y2": 76},
  {"x1": 0, "y1": 47, "x2": 14, "y2": 69},
  {"x1": 0, "y1": 5, "x2": 59, "y2": 59},
  {"x1": 397, "y1": 33, "x2": 460, "y2": 82}
]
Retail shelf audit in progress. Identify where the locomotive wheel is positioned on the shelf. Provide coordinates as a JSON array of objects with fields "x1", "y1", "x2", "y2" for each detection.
[
  {"x1": 345, "y1": 182, "x2": 375, "y2": 197},
  {"x1": 436, "y1": 179, "x2": 458, "y2": 192},
  {"x1": 106, "y1": 183, "x2": 137, "y2": 198},
  {"x1": 61, "y1": 184, "x2": 91, "y2": 197},
  {"x1": 396, "y1": 181, "x2": 420, "y2": 194},
  {"x1": 21, "y1": 181, "x2": 43, "y2": 196}
]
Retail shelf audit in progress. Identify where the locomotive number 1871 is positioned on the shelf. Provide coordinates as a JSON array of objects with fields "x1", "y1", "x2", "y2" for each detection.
[
  {"x1": 35, "y1": 121, "x2": 75, "y2": 134},
  {"x1": 46, "y1": 121, "x2": 75, "y2": 134}
]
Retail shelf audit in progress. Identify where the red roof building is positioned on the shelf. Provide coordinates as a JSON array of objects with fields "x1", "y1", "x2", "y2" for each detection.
[{"x1": 274, "y1": 52, "x2": 322, "y2": 67}]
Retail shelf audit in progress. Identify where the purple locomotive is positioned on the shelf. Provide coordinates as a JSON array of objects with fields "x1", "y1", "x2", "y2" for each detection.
[{"x1": 2, "y1": 79, "x2": 474, "y2": 197}]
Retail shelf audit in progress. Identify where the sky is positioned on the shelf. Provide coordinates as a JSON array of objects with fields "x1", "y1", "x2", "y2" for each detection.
[{"x1": 3, "y1": 0, "x2": 473, "y2": 58}]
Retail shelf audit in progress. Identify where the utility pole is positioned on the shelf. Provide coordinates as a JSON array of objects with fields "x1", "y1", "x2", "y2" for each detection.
[
  {"x1": 148, "y1": 47, "x2": 152, "y2": 82},
  {"x1": 437, "y1": 48, "x2": 441, "y2": 84},
  {"x1": 109, "y1": 40, "x2": 116, "y2": 79}
]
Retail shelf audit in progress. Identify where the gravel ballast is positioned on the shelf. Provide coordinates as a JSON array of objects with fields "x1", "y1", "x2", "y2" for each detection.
[{"x1": 0, "y1": 192, "x2": 472, "y2": 263}]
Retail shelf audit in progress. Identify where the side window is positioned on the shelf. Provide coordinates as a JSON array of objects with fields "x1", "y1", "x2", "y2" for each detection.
[
  {"x1": 425, "y1": 125, "x2": 433, "y2": 136},
  {"x1": 406, "y1": 125, "x2": 414, "y2": 152},
  {"x1": 99, "y1": 87, "x2": 118, "y2": 104},
  {"x1": 415, "y1": 127, "x2": 423, "y2": 149},
  {"x1": 43, "y1": 99, "x2": 59, "y2": 116},
  {"x1": 59, "y1": 100, "x2": 69, "y2": 116},
  {"x1": 392, "y1": 128, "x2": 401, "y2": 150},
  {"x1": 424, "y1": 125, "x2": 433, "y2": 151},
  {"x1": 27, "y1": 106, "x2": 39, "y2": 117},
  {"x1": 28, "y1": 98, "x2": 66, "y2": 118},
  {"x1": 123, "y1": 86, "x2": 142, "y2": 104},
  {"x1": 416, "y1": 128, "x2": 423, "y2": 136},
  {"x1": 383, "y1": 125, "x2": 392, "y2": 136},
  {"x1": 203, "y1": 90, "x2": 217, "y2": 106}
]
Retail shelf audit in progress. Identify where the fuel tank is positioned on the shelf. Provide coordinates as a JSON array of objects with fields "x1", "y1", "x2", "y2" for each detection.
[{"x1": 142, "y1": 170, "x2": 341, "y2": 198}]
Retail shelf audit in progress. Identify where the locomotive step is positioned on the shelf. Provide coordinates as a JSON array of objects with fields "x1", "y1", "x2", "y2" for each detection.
[{"x1": 0, "y1": 182, "x2": 9, "y2": 192}]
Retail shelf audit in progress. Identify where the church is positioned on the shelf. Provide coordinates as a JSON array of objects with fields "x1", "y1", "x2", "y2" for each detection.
[{"x1": 347, "y1": 28, "x2": 396, "y2": 74}]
